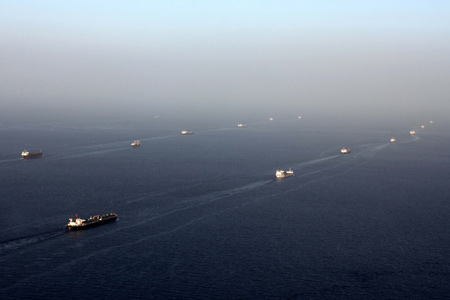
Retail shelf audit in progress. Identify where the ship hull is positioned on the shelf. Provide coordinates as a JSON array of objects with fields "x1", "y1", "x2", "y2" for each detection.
[
  {"x1": 66, "y1": 214, "x2": 117, "y2": 231},
  {"x1": 22, "y1": 152, "x2": 43, "y2": 159},
  {"x1": 276, "y1": 173, "x2": 293, "y2": 179}
]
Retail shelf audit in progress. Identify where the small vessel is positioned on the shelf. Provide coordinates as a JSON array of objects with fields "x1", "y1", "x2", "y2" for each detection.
[
  {"x1": 298, "y1": 116, "x2": 302, "y2": 119},
  {"x1": 341, "y1": 148, "x2": 351, "y2": 154},
  {"x1": 21, "y1": 150, "x2": 43, "y2": 159},
  {"x1": 429, "y1": 120, "x2": 434, "y2": 124},
  {"x1": 269, "y1": 118, "x2": 274, "y2": 121},
  {"x1": 276, "y1": 168, "x2": 294, "y2": 178},
  {"x1": 421, "y1": 125, "x2": 425, "y2": 129},
  {"x1": 131, "y1": 140, "x2": 141, "y2": 147},
  {"x1": 410, "y1": 130, "x2": 416, "y2": 135},
  {"x1": 237, "y1": 123, "x2": 247, "y2": 128},
  {"x1": 65, "y1": 212, "x2": 117, "y2": 230},
  {"x1": 390, "y1": 138, "x2": 396, "y2": 143},
  {"x1": 181, "y1": 130, "x2": 194, "y2": 135}
]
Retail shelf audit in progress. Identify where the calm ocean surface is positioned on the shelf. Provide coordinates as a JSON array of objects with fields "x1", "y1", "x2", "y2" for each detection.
[{"x1": 1, "y1": 117, "x2": 449, "y2": 299}]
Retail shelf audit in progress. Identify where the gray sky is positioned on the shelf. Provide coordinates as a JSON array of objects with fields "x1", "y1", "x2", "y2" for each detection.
[{"x1": 1, "y1": 1, "x2": 449, "y2": 122}]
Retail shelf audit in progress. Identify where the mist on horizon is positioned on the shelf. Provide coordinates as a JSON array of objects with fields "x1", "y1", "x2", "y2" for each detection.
[{"x1": 1, "y1": 1, "x2": 449, "y2": 125}]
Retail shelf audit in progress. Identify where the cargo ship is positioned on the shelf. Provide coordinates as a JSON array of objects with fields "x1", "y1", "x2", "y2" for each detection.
[
  {"x1": 341, "y1": 148, "x2": 351, "y2": 154},
  {"x1": 65, "y1": 212, "x2": 117, "y2": 230},
  {"x1": 181, "y1": 130, "x2": 194, "y2": 135},
  {"x1": 131, "y1": 140, "x2": 141, "y2": 147},
  {"x1": 276, "y1": 168, "x2": 294, "y2": 178},
  {"x1": 21, "y1": 150, "x2": 43, "y2": 159},
  {"x1": 237, "y1": 123, "x2": 247, "y2": 128}
]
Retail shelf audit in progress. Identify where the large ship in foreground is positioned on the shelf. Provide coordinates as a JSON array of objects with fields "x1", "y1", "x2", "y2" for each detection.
[
  {"x1": 22, "y1": 150, "x2": 43, "y2": 159},
  {"x1": 65, "y1": 212, "x2": 117, "y2": 230},
  {"x1": 276, "y1": 168, "x2": 294, "y2": 179}
]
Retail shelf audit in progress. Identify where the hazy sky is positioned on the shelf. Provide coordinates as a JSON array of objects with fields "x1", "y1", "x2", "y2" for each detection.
[{"x1": 1, "y1": 1, "x2": 449, "y2": 121}]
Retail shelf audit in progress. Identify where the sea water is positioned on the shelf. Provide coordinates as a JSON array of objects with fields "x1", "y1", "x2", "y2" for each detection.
[{"x1": 1, "y1": 117, "x2": 449, "y2": 299}]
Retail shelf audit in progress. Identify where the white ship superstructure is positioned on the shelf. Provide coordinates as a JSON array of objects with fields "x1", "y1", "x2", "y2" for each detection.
[
  {"x1": 276, "y1": 169, "x2": 286, "y2": 178},
  {"x1": 67, "y1": 215, "x2": 86, "y2": 227},
  {"x1": 286, "y1": 168, "x2": 294, "y2": 176}
]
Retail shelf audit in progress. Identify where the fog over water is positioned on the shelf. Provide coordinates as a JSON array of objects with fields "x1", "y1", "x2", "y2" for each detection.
[{"x1": 1, "y1": 1, "x2": 449, "y2": 124}]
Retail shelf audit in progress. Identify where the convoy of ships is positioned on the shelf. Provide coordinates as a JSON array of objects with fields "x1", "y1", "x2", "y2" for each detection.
[{"x1": 16, "y1": 117, "x2": 435, "y2": 228}]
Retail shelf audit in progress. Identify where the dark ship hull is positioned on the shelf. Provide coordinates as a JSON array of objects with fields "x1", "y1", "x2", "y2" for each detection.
[
  {"x1": 66, "y1": 213, "x2": 117, "y2": 231},
  {"x1": 22, "y1": 151, "x2": 43, "y2": 159}
]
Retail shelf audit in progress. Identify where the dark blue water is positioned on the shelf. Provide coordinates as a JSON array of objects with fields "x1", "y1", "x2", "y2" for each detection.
[{"x1": 1, "y1": 117, "x2": 449, "y2": 299}]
